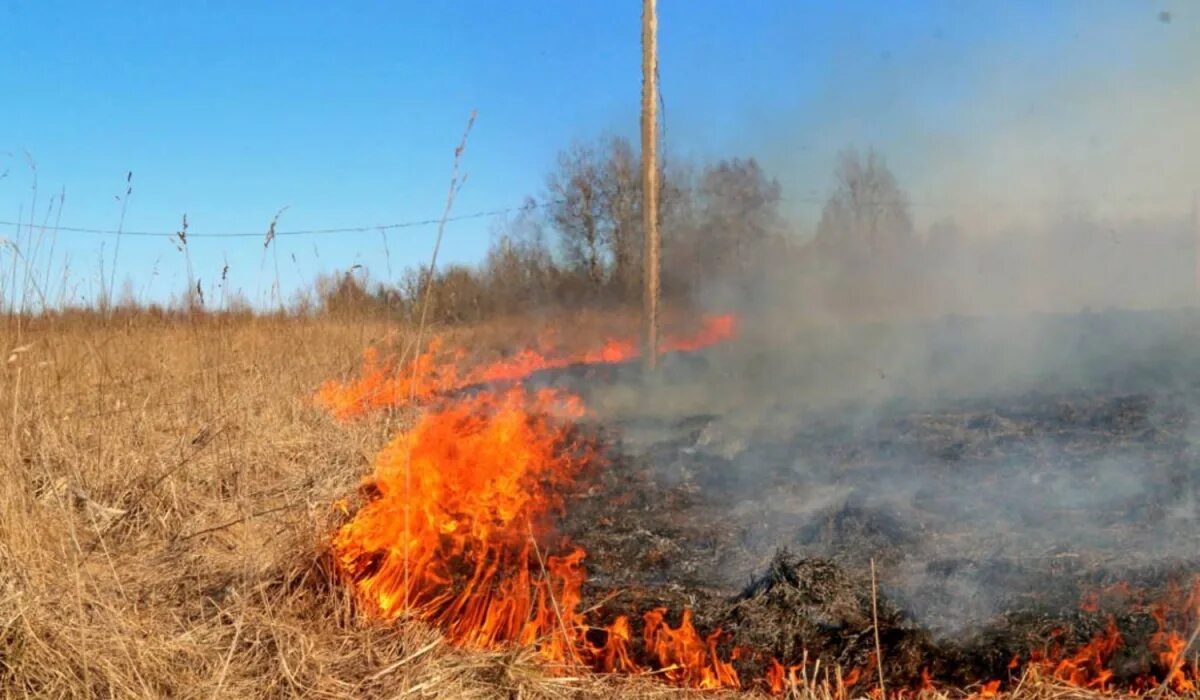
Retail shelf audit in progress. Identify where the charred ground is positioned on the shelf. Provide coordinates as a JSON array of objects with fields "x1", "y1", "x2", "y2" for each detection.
[{"x1": 532, "y1": 309, "x2": 1200, "y2": 688}]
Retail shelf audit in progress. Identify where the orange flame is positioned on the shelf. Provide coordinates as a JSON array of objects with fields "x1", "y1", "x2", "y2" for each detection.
[
  {"x1": 1011, "y1": 578, "x2": 1200, "y2": 693},
  {"x1": 325, "y1": 315, "x2": 749, "y2": 689},
  {"x1": 921, "y1": 667, "x2": 935, "y2": 691},
  {"x1": 642, "y1": 608, "x2": 741, "y2": 689},
  {"x1": 842, "y1": 667, "x2": 863, "y2": 689},
  {"x1": 331, "y1": 387, "x2": 593, "y2": 654},
  {"x1": 315, "y1": 338, "x2": 466, "y2": 420},
  {"x1": 329, "y1": 382, "x2": 755, "y2": 688},
  {"x1": 589, "y1": 614, "x2": 639, "y2": 674},
  {"x1": 1033, "y1": 618, "x2": 1122, "y2": 690},
  {"x1": 1148, "y1": 578, "x2": 1200, "y2": 692},
  {"x1": 324, "y1": 314, "x2": 1200, "y2": 695},
  {"x1": 767, "y1": 658, "x2": 802, "y2": 695},
  {"x1": 316, "y1": 314, "x2": 738, "y2": 420}
]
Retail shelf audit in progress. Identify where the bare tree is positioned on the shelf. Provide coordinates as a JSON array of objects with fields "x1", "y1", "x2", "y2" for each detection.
[
  {"x1": 807, "y1": 148, "x2": 921, "y2": 315},
  {"x1": 658, "y1": 161, "x2": 699, "y2": 299},
  {"x1": 545, "y1": 143, "x2": 608, "y2": 290},
  {"x1": 601, "y1": 136, "x2": 643, "y2": 300},
  {"x1": 483, "y1": 199, "x2": 557, "y2": 310},
  {"x1": 814, "y1": 148, "x2": 913, "y2": 265},
  {"x1": 316, "y1": 268, "x2": 377, "y2": 316},
  {"x1": 695, "y1": 157, "x2": 782, "y2": 285}
]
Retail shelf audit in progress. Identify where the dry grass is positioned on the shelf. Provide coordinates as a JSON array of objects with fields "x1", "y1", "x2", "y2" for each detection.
[
  {"x1": 0, "y1": 311, "x2": 712, "y2": 699},
  {"x1": 0, "y1": 312, "x2": 1187, "y2": 699}
]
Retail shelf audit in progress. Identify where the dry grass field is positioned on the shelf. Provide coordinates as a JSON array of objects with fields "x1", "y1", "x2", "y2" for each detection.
[
  {"x1": 0, "y1": 311, "x2": 1188, "y2": 700},
  {"x1": 0, "y1": 311, "x2": 714, "y2": 698}
]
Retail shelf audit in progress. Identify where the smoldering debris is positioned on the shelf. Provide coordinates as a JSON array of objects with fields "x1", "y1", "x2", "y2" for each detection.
[
  {"x1": 551, "y1": 307, "x2": 1200, "y2": 686},
  {"x1": 720, "y1": 550, "x2": 936, "y2": 684}
]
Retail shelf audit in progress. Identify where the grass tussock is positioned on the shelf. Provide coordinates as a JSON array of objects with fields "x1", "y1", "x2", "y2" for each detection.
[{"x1": 0, "y1": 311, "x2": 1189, "y2": 699}]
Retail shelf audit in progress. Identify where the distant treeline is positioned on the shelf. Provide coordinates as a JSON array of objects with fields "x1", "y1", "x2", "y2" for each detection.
[
  {"x1": 312, "y1": 139, "x2": 933, "y2": 323},
  {"x1": 320, "y1": 137, "x2": 1195, "y2": 323},
  {"x1": 10, "y1": 137, "x2": 1192, "y2": 324}
]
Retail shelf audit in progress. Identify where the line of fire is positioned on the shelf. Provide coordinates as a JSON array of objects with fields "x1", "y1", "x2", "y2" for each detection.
[{"x1": 317, "y1": 310, "x2": 1200, "y2": 696}]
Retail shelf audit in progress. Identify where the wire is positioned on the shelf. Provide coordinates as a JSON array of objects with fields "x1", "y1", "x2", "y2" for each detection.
[
  {"x1": 0, "y1": 204, "x2": 535, "y2": 239},
  {"x1": 0, "y1": 192, "x2": 1189, "y2": 240}
]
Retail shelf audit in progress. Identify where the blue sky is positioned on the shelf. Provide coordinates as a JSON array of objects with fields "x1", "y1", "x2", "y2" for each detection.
[{"x1": 0, "y1": 1, "x2": 1192, "y2": 307}]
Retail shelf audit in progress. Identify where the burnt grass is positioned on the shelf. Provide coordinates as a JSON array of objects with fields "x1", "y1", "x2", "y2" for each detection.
[{"x1": 538, "y1": 310, "x2": 1200, "y2": 688}]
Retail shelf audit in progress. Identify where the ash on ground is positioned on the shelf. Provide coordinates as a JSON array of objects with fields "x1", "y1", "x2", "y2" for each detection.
[{"x1": 553, "y1": 309, "x2": 1200, "y2": 684}]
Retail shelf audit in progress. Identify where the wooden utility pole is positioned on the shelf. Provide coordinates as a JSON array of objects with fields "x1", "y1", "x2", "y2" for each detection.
[
  {"x1": 641, "y1": 0, "x2": 660, "y2": 370},
  {"x1": 1193, "y1": 190, "x2": 1200, "y2": 297}
]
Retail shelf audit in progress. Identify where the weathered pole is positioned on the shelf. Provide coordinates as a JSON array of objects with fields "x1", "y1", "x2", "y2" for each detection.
[
  {"x1": 1193, "y1": 190, "x2": 1200, "y2": 298},
  {"x1": 641, "y1": 0, "x2": 660, "y2": 370}
]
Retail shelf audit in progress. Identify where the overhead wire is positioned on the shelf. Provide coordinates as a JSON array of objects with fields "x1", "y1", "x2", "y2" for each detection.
[
  {"x1": 0, "y1": 191, "x2": 1190, "y2": 240},
  {"x1": 0, "y1": 203, "x2": 539, "y2": 239}
]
